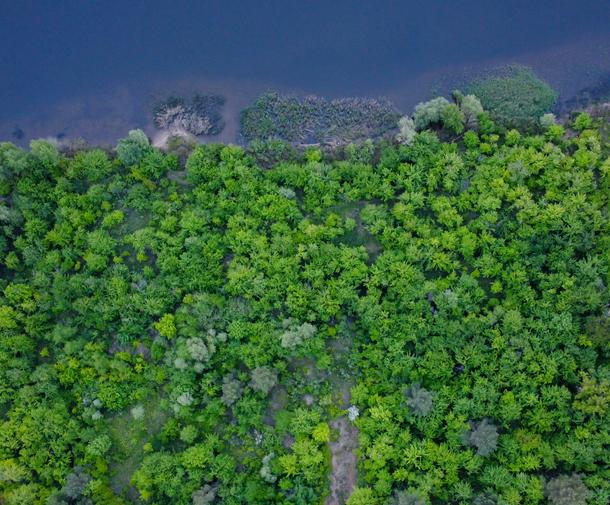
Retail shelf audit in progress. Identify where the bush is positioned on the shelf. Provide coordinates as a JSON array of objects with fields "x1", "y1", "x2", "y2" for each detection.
[
  {"x1": 248, "y1": 139, "x2": 298, "y2": 168},
  {"x1": 466, "y1": 67, "x2": 557, "y2": 129}
]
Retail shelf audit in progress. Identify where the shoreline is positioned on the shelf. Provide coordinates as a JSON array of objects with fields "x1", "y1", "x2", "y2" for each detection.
[{"x1": 2, "y1": 33, "x2": 610, "y2": 148}]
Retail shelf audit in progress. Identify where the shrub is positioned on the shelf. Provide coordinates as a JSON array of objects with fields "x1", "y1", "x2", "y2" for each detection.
[
  {"x1": 153, "y1": 94, "x2": 225, "y2": 136},
  {"x1": 312, "y1": 422, "x2": 330, "y2": 443},
  {"x1": 346, "y1": 487, "x2": 378, "y2": 505},
  {"x1": 248, "y1": 139, "x2": 298, "y2": 168}
]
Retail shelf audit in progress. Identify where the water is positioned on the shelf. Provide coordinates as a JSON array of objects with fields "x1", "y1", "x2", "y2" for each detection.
[{"x1": 2, "y1": 0, "x2": 610, "y2": 144}]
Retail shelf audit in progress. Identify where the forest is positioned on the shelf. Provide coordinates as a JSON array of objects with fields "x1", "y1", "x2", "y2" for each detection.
[{"x1": 0, "y1": 84, "x2": 609, "y2": 505}]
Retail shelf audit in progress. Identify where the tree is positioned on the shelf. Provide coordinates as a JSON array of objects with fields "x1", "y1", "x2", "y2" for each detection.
[
  {"x1": 545, "y1": 474, "x2": 590, "y2": 505},
  {"x1": 397, "y1": 116, "x2": 416, "y2": 145},
  {"x1": 413, "y1": 97, "x2": 450, "y2": 130},
  {"x1": 405, "y1": 383, "x2": 434, "y2": 417},
  {"x1": 395, "y1": 491, "x2": 425, "y2": 505},
  {"x1": 573, "y1": 112, "x2": 593, "y2": 132},
  {"x1": 346, "y1": 487, "x2": 378, "y2": 505},
  {"x1": 192, "y1": 484, "x2": 217, "y2": 505},
  {"x1": 466, "y1": 419, "x2": 499, "y2": 456},
  {"x1": 249, "y1": 366, "x2": 278, "y2": 394},
  {"x1": 280, "y1": 320, "x2": 316, "y2": 349},
  {"x1": 116, "y1": 129, "x2": 151, "y2": 166},
  {"x1": 460, "y1": 94, "x2": 484, "y2": 128},
  {"x1": 221, "y1": 375, "x2": 242, "y2": 406},
  {"x1": 472, "y1": 492, "x2": 498, "y2": 505},
  {"x1": 154, "y1": 314, "x2": 176, "y2": 339},
  {"x1": 441, "y1": 104, "x2": 465, "y2": 134},
  {"x1": 29, "y1": 139, "x2": 59, "y2": 169},
  {"x1": 540, "y1": 113, "x2": 557, "y2": 129}
]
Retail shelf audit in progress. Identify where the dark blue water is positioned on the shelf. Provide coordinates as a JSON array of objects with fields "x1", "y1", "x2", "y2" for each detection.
[{"x1": 2, "y1": 0, "x2": 610, "y2": 141}]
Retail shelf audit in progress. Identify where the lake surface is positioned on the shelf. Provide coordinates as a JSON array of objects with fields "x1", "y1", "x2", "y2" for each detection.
[{"x1": 2, "y1": 0, "x2": 610, "y2": 144}]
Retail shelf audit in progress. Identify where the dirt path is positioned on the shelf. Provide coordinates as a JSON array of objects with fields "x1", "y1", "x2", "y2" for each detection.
[
  {"x1": 327, "y1": 413, "x2": 359, "y2": 505},
  {"x1": 325, "y1": 331, "x2": 359, "y2": 505}
]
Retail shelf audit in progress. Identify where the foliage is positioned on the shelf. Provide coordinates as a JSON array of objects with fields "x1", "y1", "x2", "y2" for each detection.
[
  {"x1": 460, "y1": 94, "x2": 485, "y2": 128},
  {"x1": 221, "y1": 375, "x2": 243, "y2": 407},
  {"x1": 540, "y1": 113, "x2": 557, "y2": 129},
  {"x1": 466, "y1": 419, "x2": 499, "y2": 456},
  {"x1": 0, "y1": 114, "x2": 608, "y2": 505},
  {"x1": 394, "y1": 490, "x2": 425, "y2": 505},
  {"x1": 405, "y1": 383, "x2": 434, "y2": 417},
  {"x1": 440, "y1": 103, "x2": 465, "y2": 134},
  {"x1": 413, "y1": 97, "x2": 450, "y2": 130},
  {"x1": 280, "y1": 320, "x2": 317, "y2": 349},
  {"x1": 249, "y1": 366, "x2": 278, "y2": 395},
  {"x1": 544, "y1": 474, "x2": 590, "y2": 505},
  {"x1": 396, "y1": 116, "x2": 416, "y2": 145},
  {"x1": 115, "y1": 129, "x2": 151, "y2": 166}
]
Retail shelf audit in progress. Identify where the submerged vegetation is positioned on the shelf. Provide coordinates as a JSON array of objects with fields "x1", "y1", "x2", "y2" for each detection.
[
  {"x1": 153, "y1": 94, "x2": 226, "y2": 136},
  {"x1": 0, "y1": 78, "x2": 610, "y2": 505},
  {"x1": 240, "y1": 92, "x2": 401, "y2": 145},
  {"x1": 465, "y1": 67, "x2": 557, "y2": 130}
]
